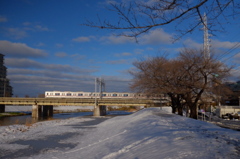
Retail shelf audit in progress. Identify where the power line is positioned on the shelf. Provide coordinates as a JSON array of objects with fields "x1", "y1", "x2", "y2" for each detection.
[{"x1": 215, "y1": 31, "x2": 240, "y2": 62}]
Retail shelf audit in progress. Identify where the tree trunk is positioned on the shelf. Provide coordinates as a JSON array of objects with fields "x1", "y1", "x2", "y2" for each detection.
[
  {"x1": 178, "y1": 106, "x2": 183, "y2": 116},
  {"x1": 172, "y1": 106, "x2": 176, "y2": 114},
  {"x1": 168, "y1": 93, "x2": 177, "y2": 114},
  {"x1": 189, "y1": 104, "x2": 198, "y2": 119},
  {"x1": 177, "y1": 94, "x2": 183, "y2": 116}
]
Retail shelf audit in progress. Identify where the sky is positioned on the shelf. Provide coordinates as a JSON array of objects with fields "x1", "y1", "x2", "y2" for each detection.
[{"x1": 0, "y1": 0, "x2": 240, "y2": 97}]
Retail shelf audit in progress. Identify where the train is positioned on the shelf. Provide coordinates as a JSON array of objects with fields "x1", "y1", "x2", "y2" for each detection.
[
  {"x1": 45, "y1": 91, "x2": 171, "y2": 106},
  {"x1": 44, "y1": 91, "x2": 167, "y2": 99},
  {"x1": 45, "y1": 91, "x2": 142, "y2": 98}
]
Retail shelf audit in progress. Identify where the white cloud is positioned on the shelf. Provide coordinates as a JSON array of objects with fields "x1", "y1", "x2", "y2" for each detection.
[
  {"x1": 134, "y1": 49, "x2": 144, "y2": 54},
  {"x1": 99, "y1": 29, "x2": 172, "y2": 45},
  {"x1": 3, "y1": 23, "x2": 50, "y2": 39},
  {"x1": 22, "y1": 22, "x2": 31, "y2": 26},
  {"x1": 6, "y1": 66, "x2": 130, "y2": 96},
  {"x1": 22, "y1": 22, "x2": 50, "y2": 32},
  {"x1": 4, "y1": 27, "x2": 27, "y2": 39},
  {"x1": 55, "y1": 52, "x2": 68, "y2": 57},
  {"x1": 70, "y1": 54, "x2": 86, "y2": 60},
  {"x1": 233, "y1": 52, "x2": 240, "y2": 64},
  {"x1": 7, "y1": 73, "x2": 96, "y2": 96},
  {"x1": 35, "y1": 42, "x2": 45, "y2": 47},
  {"x1": 0, "y1": 40, "x2": 48, "y2": 58},
  {"x1": 106, "y1": 59, "x2": 129, "y2": 64},
  {"x1": 34, "y1": 25, "x2": 49, "y2": 31},
  {"x1": 5, "y1": 57, "x2": 97, "y2": 76},
  {"x1": 230, "y1": 67, "x2": 240, "y2": 80},
  {"x1": 211, "y1": 40, "x2": 239, "y2": 49},
  {"x1": 55, "y1": 43, "x2": 63, "y2": 48},
  {"x1": 72, "y1": 36, "x2": 95, "y2": 42},
  {"x1": 182, "y1": 39, "x2": 203, "y2": 49},
  {"x1": 100, "y1": 35, "x2": 135, "y2": 44},
  {"x1": 5, "y1": 58, "x2": 44, "y2": 69},
  {"x1": 138, "y1": 28, "x2": 173, "y2": 45},
  {"x1": 0, "y1": 16, "x2": 7, "y2": 22},
  {"x1": 115, "y1": 52, "x2": 132, "y2": 57}
]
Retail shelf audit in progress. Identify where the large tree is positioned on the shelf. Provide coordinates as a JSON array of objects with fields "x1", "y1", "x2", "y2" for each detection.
[
  {"x1": 130, "y1": 49, "x2": 230, "y2": 119},
  {"x1": 84, "y1": 0, "x2": 239, "y2": 40}
]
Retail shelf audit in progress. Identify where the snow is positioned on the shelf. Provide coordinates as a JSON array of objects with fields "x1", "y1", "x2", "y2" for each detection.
[{"x1": 0, "y1": 108, "x2": 240, "y2": 159}]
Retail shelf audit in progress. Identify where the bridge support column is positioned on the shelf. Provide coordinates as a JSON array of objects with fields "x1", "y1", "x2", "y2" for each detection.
[
  {"x1": 100, "y1": 105, "x2": 107, "y2": 116},
  {"x1": 0, "y1": 104, "x2": 5, "y2": 113},
  {"x1": 93, "y1": 104, "x2": 100, "y2": 116},
  {"x1": 32, "y1": 105, "x2": 42, "y2": 118},
  {"x1": 43, "y1": 105, "x2": 53, "y2": 117},
  {"x1": 93, "y1": 105, "x2": 107, "y2": 116}
]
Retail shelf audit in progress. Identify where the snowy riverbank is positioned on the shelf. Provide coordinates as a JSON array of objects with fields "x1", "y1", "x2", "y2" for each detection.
[{"x1": 0, "y1": 108, "x2": 240, "y2": 159}]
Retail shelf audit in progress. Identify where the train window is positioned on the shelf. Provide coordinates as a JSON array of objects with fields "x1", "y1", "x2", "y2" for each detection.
[
  {"x1": 123, "y1": 94, "x2": 128, "y2": 97},
  {"x1": 112, "y1": 94, "x2": 117, "y2": 97},
  {"x1": 67, "y1": 93, "x2": 71, "y2": 96},
  {"x1": 50, "y1": 93, "x2": 53, "y2": 95},
  {"x1": 62, "y1": 93, "x2": 65, "y2": 96},
  {"x1": 73, "y1": 93, "x2": 76, "y2": 96},
  {"x1": 55, "y1": 93, "x2": 60, "y2": 96},
  {"x1": 78, "y1": 93, "x2": 83, "y2": 96},
  {"x1": 102, "y1": 94, "x2": 106, "y2": 96}
]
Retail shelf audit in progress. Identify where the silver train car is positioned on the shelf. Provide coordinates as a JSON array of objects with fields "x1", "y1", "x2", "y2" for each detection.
[{"x1": 45, "y1": 91, "x2": 145, "y2": 99}]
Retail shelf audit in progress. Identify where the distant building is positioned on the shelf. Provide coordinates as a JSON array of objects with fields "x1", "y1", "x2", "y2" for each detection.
[{"x1": 0, "y1": 53, "x2": 13, "y2": 97}]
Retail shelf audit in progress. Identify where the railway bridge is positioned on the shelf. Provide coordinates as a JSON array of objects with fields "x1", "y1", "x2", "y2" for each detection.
[{"x1": 0, "y1": 97, "x2": 160, "y2": 118}]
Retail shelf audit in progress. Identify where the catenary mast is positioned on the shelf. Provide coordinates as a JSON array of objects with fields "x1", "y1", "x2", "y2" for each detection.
[{"x1": 203, "y1": 13, "x2": 210, "y2": 60}]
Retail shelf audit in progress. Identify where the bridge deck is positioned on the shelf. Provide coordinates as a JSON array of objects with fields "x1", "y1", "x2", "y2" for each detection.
[{"x1": 0, "y1": 97, "x2": 154, "y2": 106}]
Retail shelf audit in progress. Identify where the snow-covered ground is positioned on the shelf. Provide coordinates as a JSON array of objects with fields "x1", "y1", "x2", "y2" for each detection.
[{"x1": 0, "y1": 108, "x2": 240, "y2": 159}]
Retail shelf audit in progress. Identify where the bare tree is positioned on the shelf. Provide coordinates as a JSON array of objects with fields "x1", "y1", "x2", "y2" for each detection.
[
  {"x1": 130, "y1": 48, "x2": 230, "y2": 119},
  {"x1": 173, "y1": 49, "x2": 230, "y2": 119},
  {"x1": 83, "y1": 0, "x2": 239, "y2": 40},
  {"x1": 130, "y1": 56, "x2": 185, "y2": 115},
  {"x1": 38, "y1": 94, "x2": 45, "y2": 98}
]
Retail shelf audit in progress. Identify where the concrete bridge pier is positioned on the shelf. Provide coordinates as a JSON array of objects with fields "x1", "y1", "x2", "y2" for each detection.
[
  {"x1": 93, "y1": 104, "x2": 100, "y2": 116},
  {"x1": 32, "y1": 105, "x2": 53, "y2": 118},
  {"x1": 0, "y1": 104, "x2": 5, "y2": 113},
  {"x1": 32, "y1": 105, "x2": 42, "y2": 118},
  {"x1": 43, "y1": 105, "x2": 53, "y2": 117},
  {"x1": 100, "y1": 105, "x2": 107, "y2": 116},
  {"x1": 93, "y1": 105, "x2": 107, "y2": 116}
]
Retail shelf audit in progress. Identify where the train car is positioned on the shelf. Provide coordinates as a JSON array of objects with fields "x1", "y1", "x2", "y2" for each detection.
[
  {"x1": 45, "y1": 91, "x2": 142, "y2": 99},
  {"x1": 45, "y1": 91, "x2": 92, "y2": 98}
]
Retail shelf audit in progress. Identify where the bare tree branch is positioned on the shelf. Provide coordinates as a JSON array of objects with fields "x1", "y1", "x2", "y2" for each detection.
[{"x1": 82, "y1": 0, "x2": 239, "y2": 40}]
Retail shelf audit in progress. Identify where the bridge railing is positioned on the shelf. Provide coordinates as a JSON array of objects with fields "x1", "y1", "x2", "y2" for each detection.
[{"x1": 0, "y1": 97, "x2": 154, "y2": 106}]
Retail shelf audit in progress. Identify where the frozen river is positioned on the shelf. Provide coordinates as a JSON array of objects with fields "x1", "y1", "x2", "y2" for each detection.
[{"x1": 0, "y1": 106, "x2": 132, "y2": 126}]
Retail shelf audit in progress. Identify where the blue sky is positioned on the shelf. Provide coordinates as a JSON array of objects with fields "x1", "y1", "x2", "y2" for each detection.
[{"x1": 0, "y1": 0, "x2": 240, "y2": 97}]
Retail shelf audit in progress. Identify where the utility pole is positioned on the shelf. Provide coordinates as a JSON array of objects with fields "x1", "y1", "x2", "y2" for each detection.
[
  {"x1": 203, "y1": 13, "x2": 210, "y2": 60},
  {"x1": 94, "y1": 77, "x2": 106, "y2": 116},
  {"x1": 95, "y1": 77, "x2": 105, "y2": 102}
]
